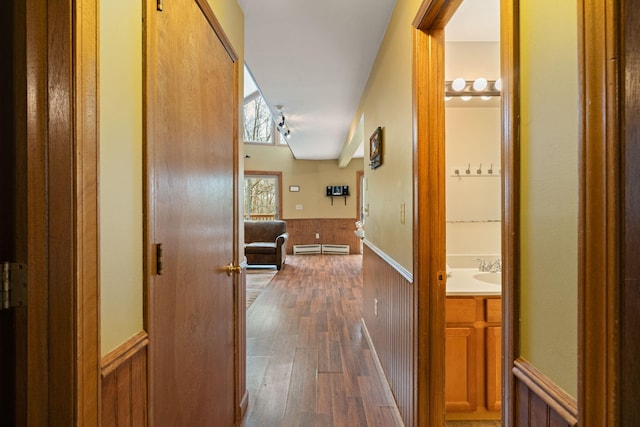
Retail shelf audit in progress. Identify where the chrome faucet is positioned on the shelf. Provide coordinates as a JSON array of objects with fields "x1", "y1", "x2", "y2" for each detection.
[
  {"x1": 487, "y1": 258, "x2": 502, "y2": 272},
  {"x1": 477, "y1": 258, "x2": 501, "y2": 273},
  {"x1": 476, "y1": 258, "x2": 489, "y2": 272}
]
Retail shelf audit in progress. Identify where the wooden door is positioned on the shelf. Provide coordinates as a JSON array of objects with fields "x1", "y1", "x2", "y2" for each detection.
[{"x1": 147, "y1": 0, "x2": 238, "y2": 425}]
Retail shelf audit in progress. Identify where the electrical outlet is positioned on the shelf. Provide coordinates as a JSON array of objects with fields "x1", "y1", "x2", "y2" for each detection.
[
  {"x1": 315, "y1": 233, "x2": 320, "y2": 239},
  {"x1": 374, "y1": 298, "x2": 378, "y2": 316}
]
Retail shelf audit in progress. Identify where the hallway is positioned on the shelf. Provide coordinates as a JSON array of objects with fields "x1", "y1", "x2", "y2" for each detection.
[{"x1": 242, "y1": 254, "x2": 403, "y2": 427}]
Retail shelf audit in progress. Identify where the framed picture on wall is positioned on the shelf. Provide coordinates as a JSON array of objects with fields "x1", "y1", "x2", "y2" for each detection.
[{"x1": 369, "y1": 126, "x2": 382, "y2": 169}]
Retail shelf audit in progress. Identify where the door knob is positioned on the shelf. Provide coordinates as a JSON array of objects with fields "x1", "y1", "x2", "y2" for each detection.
[{"x1": 225, "y1": 263, "x2": 241, "y2": 276}]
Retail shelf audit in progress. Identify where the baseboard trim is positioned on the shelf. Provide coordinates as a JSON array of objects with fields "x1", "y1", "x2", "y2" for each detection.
[
  {"x1": 239, "y1": 390, "x2": 249, "y2": 420},
  {"x1": 512, "y1": 358, "x2": 578, "y2": 426},
  {"x1": 361, "y1": 318, "x2": 406, "y2": 427}
]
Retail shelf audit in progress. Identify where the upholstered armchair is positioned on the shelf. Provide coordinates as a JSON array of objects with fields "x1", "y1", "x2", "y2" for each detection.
[{"x1": 244, "y1": 220, "x2": 288, "y2": 270}]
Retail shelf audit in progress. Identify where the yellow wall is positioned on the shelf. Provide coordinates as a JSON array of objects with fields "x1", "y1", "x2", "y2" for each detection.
[
  {"x1": 345, "y1": 0, "x2": 422, "y2": 272},
  {"x1": 99, "y1": 0, "x2": 244, "y2": 356},
  {"x1": 99, "y1": 0, "x2": 144, "y2": 355},
  {"x1": 519, "y1": 0, "x2": 578, "y2": 397},
  {"x1": 244, "y1": 144, "x2": 364, "y2": 219}
]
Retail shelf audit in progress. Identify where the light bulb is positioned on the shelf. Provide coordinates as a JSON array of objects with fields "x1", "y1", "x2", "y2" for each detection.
[
  {"x1": 445, "y1": 96, "x2": 452, "y2": 101},
  {"x1": 452, "y1": 78, "x2": 466, "y2": 92},
  {"x1": 473, "y1": 78, "x2": 488, "y2": 91},
  {"x1": 481, "y1": 96, "x2": 492, "y2": 101},
  {"x1": 494, "y1": 78, "x2": 502, "y2": 91},
  {"x1": 461, "y1": 96, "x2": 472, "y2": 102}
]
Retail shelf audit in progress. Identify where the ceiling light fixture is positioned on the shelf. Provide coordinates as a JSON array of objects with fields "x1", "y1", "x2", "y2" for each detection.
[{"x1": 275, "y1": 109, "x2": 291, "y2": 139}]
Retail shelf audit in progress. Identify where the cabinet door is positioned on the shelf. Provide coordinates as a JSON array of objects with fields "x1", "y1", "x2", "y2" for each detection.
[
  {"x1": 486, "y1": 326, "x2": 502, "y2": 411},
  {"x1": 445, "y1": 327, "x2": 477, "y2": 412}
]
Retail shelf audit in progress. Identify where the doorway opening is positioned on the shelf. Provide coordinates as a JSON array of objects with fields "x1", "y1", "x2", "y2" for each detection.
[{"x1": 442, "y1": 1, "x2": 503, "y2": 424}]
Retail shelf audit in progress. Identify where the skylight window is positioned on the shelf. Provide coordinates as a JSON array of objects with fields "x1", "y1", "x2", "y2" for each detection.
[{"x1": 243, "y1": 64, "x2": 286, "y2": 146}]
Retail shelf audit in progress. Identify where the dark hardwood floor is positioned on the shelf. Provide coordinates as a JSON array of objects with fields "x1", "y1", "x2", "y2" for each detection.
[{"x1": 242, "y1": 254, "x2": 403, "y2": 427}]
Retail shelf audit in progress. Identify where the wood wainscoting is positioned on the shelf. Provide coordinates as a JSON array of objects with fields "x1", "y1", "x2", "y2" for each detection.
[
  {"x1": 512, "y1": 358, "x2": 577, "y2": 426},
  {"x1": 362, "y1": 242, "x2": 414, "y2": 426},
  {"x1": 283, "y1": 218, "x2": 361, "y2": 255},
  {"x1": 101, "y1": 332, "x2": 149, "y2": 426}
]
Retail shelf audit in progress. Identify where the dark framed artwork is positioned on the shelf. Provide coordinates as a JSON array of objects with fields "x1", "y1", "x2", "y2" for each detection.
[{"x1": 369, "y1": 126, "x2": 382, "y2": 169}]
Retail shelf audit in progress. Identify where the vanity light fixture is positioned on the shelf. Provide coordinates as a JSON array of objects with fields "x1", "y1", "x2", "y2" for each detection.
[
  {"x1": 444, "y1": 77, "x2": 501, "y2": 100},
  {"x1": 451, "y1": 77, "x2": 466, "y2": 91},
  {"x1": 472, "y1": 77, "x2": 488, "y2": 91}
]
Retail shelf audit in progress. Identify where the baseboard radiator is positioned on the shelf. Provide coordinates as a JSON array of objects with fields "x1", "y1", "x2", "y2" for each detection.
[
  {"x1": 293, "y1": 244, "x2": 322, "y2": 254},
  {"x1": 321, "y1": 244, "x2": 350, "y2": 255}
]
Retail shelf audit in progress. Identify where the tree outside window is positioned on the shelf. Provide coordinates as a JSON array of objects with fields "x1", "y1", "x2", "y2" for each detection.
[
  {"x1": 244, "y1": 174, "x2": 279, "y2": 220},
  {"x1": 243, "y1": 92, "x2": 273, "y2": 143}
]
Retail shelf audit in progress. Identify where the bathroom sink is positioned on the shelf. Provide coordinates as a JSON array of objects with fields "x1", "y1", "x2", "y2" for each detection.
[{"x1": 473, "y1": 272, "x2": 501, "y2": 285}]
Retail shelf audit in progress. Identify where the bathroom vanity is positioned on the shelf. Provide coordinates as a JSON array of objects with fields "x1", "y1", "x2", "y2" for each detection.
[{"x1": 445, "y1": 267, "x2": 502, "y2": 420}]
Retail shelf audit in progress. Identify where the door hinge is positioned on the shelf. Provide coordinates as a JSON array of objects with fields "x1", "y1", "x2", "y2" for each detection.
[
  {"x1": 157, "y1": 0, "x2": 163, "y2": 12},
  {"x1": 1, "y1": 262, "x2": 27, "y2": 310},
  {"x1": 156, "y1": 243, "x2": 164, "y2": 275}
]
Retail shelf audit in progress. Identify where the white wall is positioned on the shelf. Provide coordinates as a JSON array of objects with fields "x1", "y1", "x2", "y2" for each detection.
[{"x1": 445, "y1": 42, "x2": 501, "y2": 255}]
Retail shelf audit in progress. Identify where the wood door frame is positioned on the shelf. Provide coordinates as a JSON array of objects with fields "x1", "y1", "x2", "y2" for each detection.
[
  {"x1": 21, "y1": 0, "x2": 100, "y2": 424},
  {"x1": 500, "y1": 1, "x2": 519, "y2": 425},
  {"x1": 144, "y1": 0, "x2": 244, "y2": 423},
  {"x1": 412, "y1": 1, "x2": 461, "y2": 425},
  {"x1": 577, "y1": 1, "x2": 621, "y2": 425},
  {"x1": 356, "y1": 170, "x2": 364, "y2": 221}
]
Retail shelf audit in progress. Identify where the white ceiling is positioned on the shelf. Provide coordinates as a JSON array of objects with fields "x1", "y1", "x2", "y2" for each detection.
[{"x1": 238, "y1": 0, "x2": 499, "y2": 161}]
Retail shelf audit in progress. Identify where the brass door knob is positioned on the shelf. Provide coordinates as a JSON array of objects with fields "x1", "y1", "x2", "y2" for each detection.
[{"x1": 225, "y1": 263, "x2": 241, "y2": 276}]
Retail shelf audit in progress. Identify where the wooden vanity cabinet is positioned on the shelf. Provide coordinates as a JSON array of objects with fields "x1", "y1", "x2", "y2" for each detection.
[{"x1": 445, "y1": 296, "x2": 502, "y2": 420}]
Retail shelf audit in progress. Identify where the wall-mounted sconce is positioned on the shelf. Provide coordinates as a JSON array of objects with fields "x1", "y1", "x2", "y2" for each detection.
[{"x1": 445, "y1": 78, "x2": 502, "y2": 101}]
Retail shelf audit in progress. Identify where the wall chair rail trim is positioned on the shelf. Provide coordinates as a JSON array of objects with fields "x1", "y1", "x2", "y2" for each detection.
[
  {"x1": 363, "y1": 239, "x2": 413, "y2": 283},
  {"x1": 101, "y1": 331, "x2": 149, "y2": 377},
  {"x1": 512, "y1": 358, "x2": 578, "y2": 426}
]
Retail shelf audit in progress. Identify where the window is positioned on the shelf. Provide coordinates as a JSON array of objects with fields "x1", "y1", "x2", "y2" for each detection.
[
  {"x1": 243, "y1": 64, "x2": 288, "y2": 146},
  {"x1": 243, "y1": 92, "x2": 274, "y2": 143},
  {"x1": 244, "y1": 173, "x2": 281, "y2": 220}
]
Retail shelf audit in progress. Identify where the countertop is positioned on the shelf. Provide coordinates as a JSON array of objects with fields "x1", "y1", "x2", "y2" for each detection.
[{"x1": 446, "y1": 268, "x2": 502, "y2": 296}]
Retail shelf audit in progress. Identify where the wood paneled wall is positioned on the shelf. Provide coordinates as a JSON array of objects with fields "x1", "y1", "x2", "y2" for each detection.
[
  {"x1": 101, "y1": 332, "x2": 149, "y2": 427},
  {"x1": 283, "y1": 218, "x2": 361, "y2": 254},
  {"x1": 513, "y1": 358, "x2": 577, "y2": 427},
  {"x1": 362, "y1": 243, "x2": 414, "y2": 426}
]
